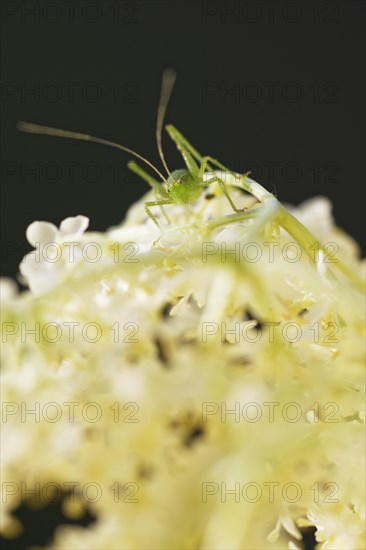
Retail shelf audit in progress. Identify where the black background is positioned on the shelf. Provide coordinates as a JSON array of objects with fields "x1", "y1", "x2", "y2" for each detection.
[
  {"x1": 1, "y1": 0, "x2": 365, "y2": 281},
  {"x1": 0, "y1": 2, "x2": 364, "y2": 548}
]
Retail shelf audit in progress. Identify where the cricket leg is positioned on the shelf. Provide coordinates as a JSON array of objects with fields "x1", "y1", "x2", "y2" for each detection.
[
  {"x1": 165, "y1": 125, "x2": 204, "y2": 164},
  {"x1": 164, "y1": 125, "x2": 199, "y2": 175},
  {"x1": 128, "y1": 161, "x2": 171, "y2": 224},
  {"x1": 196, "y1": 156, "x2": 242, "y2": 212},
  {"x1": 200, "y1": 155, "x2": 253, "y2": 199},
  {"x1": 145, "y1": 199, "x2": 174, "y2": 230},
  {"x1": 128, "y1": 160, "x2": 163, "y2": 190}
]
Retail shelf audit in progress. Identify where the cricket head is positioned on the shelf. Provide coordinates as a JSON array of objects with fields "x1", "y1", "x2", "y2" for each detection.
[{"x1": 166, "y1": 168, "x2": 202, "y2": 204}]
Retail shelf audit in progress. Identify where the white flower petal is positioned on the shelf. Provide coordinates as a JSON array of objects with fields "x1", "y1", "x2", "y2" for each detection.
[
  {"x1": 0, "y1": 278, "x2": 17, "y2": 301},
  {"x1": 289, "y1": 196, "x2": 333, "y2": 240},
  {"x1": 59, "y1": 215, "x2": 89, "y2": 237},
  {"x1": 26, "y1": 221, "x2": 58, "y2": 247},
  {"x1": 2, "y1": 172, "x2": 365, "y2": 549},
  {"x1": 19, "y1": 253, "x2": 62, "y2": 295}
]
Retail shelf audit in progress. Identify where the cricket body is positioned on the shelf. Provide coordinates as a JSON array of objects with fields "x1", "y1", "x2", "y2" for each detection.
[
  {"x1": 17, "y1": 69, "x2": 253, "y2": 230},
  {"x1": 16, "y1": 70, "x2": 366, "y2": 291}
]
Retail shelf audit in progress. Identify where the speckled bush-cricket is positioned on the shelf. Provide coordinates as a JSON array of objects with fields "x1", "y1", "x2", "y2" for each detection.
[
  {"x1": 16, "y1": 71, "x2": 364, "y2": 290},
  {"x1": 17, "y1": 69, "x2": 255, "y2": 230}
]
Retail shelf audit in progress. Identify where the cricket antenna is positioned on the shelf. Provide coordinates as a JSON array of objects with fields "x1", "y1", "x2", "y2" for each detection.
[
  {"x1": 156, "y1": 68, "x2": 177, "y2": 177},
  {"x1": 16, "y1": 121, "x2": 168, "y2": 183}
]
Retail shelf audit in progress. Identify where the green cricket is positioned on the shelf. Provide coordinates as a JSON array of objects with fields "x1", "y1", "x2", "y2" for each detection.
[
  {"x1": 15, "y1": 71, "x2": 365, "y2": 291},
  {"x1": 17, "y1": 69, "x2": 254, "y2": 230}
]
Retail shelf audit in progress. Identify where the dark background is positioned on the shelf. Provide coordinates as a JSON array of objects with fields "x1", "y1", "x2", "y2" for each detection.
[
  {"x1": 1, "y1": 0, "x2": 365, "y2": 281},
  {"x1": 0, "y1": 2, "x2": 364, "y2": 548}
]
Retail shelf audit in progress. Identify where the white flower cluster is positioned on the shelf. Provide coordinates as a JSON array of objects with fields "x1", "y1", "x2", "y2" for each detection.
[{"x1": 1, "y1": 178, "x2": 365, "y2": 549}]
